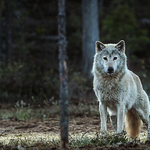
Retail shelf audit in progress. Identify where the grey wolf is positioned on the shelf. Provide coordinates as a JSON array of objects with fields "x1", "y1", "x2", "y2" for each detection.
[{"x1": 92, "y1": 40, "x2": 150, "y2": 140}]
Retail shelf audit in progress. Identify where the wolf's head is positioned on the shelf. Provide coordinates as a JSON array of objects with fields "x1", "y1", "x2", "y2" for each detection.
[{"x1": 93, "y1": 40, "x2": 127, "y2": 76}]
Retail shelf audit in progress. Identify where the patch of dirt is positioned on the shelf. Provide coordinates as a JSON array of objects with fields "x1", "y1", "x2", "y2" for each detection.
[
  {"x1": 0, "y1": 116, "x2": 99, "y2": 135},
  {"x1": 0, "y1": 113, "x2": 149, "y2": 149}
]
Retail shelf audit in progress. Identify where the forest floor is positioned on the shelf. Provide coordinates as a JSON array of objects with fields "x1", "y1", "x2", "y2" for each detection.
[{"x1": 0, "y1": 103, "x2": 150, "y2": 149}]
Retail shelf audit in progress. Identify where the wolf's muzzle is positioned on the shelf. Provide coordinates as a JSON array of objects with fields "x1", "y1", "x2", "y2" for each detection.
[{"x1": 107, "y1": 67, "x2": 114, "y2": 74}]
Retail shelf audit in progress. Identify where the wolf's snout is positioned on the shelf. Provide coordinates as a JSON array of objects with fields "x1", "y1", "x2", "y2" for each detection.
[{"x1": 107, "y1": 67, "x2": 114, "y2": 74}]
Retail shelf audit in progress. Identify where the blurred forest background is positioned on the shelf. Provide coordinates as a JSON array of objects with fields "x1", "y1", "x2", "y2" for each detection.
[{"x1": 0, "y1": 0, "x2": 150, "y2": 103}]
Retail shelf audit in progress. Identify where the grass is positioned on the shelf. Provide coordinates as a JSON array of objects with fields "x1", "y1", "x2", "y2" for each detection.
[
  {"x1": 0, "y1": 102, "x2": 148, "y2": 149},
  {"x1": 0, "y1": 107, "x2": 44, "y2": 121},
  {"x1": 0, "y1": 101, "x2": 99, "y2": 121},
  {"x1": 70, "y1": 133, "x2": 128, "y2": 148},
  {"x1": 0, "y1": 131, "x2": 147, "y2": 149},
  {"x1": 0, "y1": 132, "x2": 60, "y2": 149}
]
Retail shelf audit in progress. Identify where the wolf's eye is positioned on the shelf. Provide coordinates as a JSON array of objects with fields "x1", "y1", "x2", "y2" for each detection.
[
  {"x1": 103, "y1": 57, "x2": 107, "y2": 61},
  {"x1": 113, "y1": 57, "x2": 117, "y2": 60}
]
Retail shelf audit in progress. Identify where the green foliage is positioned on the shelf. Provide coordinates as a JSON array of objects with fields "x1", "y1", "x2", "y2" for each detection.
[
  {"x1": 0, "y1": 101, "x2": 58, "y2": 121},
  {"x1": 0, "y1": 107, "x2": 32, "y2": 120},
  {"x1": 101, "y1": 4, "x2": 150, "y2": 55},
  {"x1": 0, "y1": 61, "x2": 59, "y2": 102},
  {"x1": 102, "y1": 5, "x2": 136, "y2": 39},
  {"x1": 0, "y1": 102, "x2": 98, "y2": 121},
  {"x1": 16, "y1": 108, "x2": 32, "y2": 120}
]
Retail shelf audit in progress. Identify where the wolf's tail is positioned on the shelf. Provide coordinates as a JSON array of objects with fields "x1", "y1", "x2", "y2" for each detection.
[{"x1": 125, "y1": 109, "x2": 142, "y2": 138}]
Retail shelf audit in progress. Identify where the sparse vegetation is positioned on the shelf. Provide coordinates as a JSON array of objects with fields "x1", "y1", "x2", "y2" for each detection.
[
  {"x1": 0, "y1": 103, "x2": 149, "y2": 149},
  {"x1": 0, "y1": 130, "x2": 148, "y2": 149}
]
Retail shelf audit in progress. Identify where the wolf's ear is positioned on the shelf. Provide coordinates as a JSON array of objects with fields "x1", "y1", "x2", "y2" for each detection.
[
  {"x1": 95, "y1": 41, "x2": 106, "y2": 53},
  {"x1": 115, "y1": 40, "x2": 125, "y2": 53}
]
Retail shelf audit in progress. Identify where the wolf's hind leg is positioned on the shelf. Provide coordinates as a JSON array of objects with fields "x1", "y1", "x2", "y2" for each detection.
[
  {"x1": 110, "y1": 116, "x2": 117, "y2": 131},
  {"x1": 135, "y1": 104, "x2": 150, "y2": 140},
  {"x1": 147, "y1": 117, "x2": 150, "y2": 141},
  {"x1": 139, "y1": 114, "x2": 150, "y2": 141}
]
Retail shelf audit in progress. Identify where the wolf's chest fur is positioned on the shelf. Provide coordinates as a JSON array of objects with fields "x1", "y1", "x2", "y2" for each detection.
[{"x1": 97, "y1": 77, "x2": 124, "y2": 104}]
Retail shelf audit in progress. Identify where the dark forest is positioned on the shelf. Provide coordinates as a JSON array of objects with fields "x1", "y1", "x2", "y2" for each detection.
[
  {"x1": 0, "y1": 0, "x2": 150, "y2": 149},
  {"x1": 0, "y1": 0, "x2": 150, "y2": 102}
]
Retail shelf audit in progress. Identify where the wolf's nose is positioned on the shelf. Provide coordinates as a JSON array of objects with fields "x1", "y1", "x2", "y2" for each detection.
[{"x1": 107, "y1": 67, "x2": 114, "y2": 74}]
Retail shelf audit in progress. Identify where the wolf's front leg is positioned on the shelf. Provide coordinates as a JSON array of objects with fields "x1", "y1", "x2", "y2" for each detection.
[
  {"x1": 99, "y1": 102, "x2": 107, "y2": 132},
  {"x1": 117, "y1": 104, "x2": 125, "y2": 133}
]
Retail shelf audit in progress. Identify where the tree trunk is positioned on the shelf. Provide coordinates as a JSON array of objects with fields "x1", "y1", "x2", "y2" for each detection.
[
  {"x1": 5, "y1": 0, "x2": 12, "y2": 58},
  {"x1": 0, "y1": 0, "x2": 3, "y2": 61},
  {"x1": 82, "y1": 0, "x2": 99, "y2": 77},
  {"x1": 58, "y1": 0, "x2": 68, "y2": 150}
]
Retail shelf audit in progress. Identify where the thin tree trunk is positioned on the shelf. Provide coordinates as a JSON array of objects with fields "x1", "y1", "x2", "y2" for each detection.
[
  {"x1": 5, "y1": 0, "x2": 12, "y2": 58},
  {"x1": 0, "y1": 0, "x2": 3, "y2": 60},
  {"x1": 82, "y1": 0, "x2": 99, "y2": 77},
  {"x1": 58, "y1": 0, "x2": 68, "y2": 149}
]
